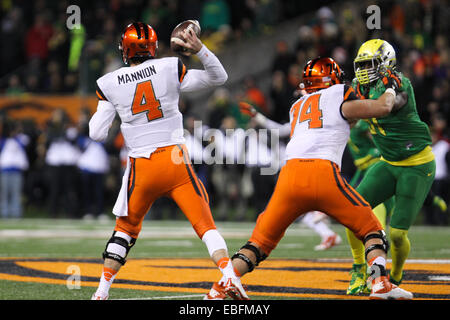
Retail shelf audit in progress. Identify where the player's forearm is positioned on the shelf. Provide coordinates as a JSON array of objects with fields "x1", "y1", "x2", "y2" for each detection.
[
  {"x1": 342, "y1": 89, "x2": 396, "y2": 120},
  {"x1": 196, "y1": 45, "x2": 228, "y2": 86},
  {"x1": 89, "y1": 114, "x2": 111, "y2": 142},
  {"x1": 254, "y1": 113, "x2": 290, "y2": 137},
  {"x1": 180, "y1": 46, "x2": 228, "y2": 92},
  {"x1": 359, "y1": 92, "x2": 394, "y2": 118},
  {"x1": 89, "y1": 101, "x2": 116, "y2": 141},
  {"x1": 374, "y1": 89, "x2": 396, "y2": 116}
]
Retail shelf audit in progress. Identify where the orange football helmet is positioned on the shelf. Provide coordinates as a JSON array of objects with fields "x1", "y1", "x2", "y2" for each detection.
[
  {"x1": 302, "y1": 57, "x2": 343, "y2": 93},
  {"x1": 119, "y1": 22, "x2": 158, "y2": 64}
]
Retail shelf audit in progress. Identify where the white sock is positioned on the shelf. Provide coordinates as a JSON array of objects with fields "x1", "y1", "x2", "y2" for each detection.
[
  {"x1": 369, "y1": 256, "x2": 386, "y2": 268},
  {"x1": 96, "y1": 267, "x2": 117, "y2": 297},
  {"x1": 303, "y1": 214, "x2": 334, "y2": 239},
  {"x1": 202, "y1": 229, "x2": 227, "y2": 256},
  {"x1": 218, "y1": 258, "x2": 237, "y2": 278},
  {"x1": 315, "y1": 221, "x2": 335, "y2": 239}
]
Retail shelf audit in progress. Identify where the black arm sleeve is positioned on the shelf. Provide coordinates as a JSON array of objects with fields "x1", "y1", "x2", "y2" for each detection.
[
  {"x1": 340, "y1": 84, "x2": 360, "y2": 120},
  {"x1": 343, "y1": 84, "x2": 359, "y2": 102}
]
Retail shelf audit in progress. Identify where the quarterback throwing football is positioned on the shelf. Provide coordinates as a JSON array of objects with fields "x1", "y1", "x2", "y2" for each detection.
[{"x1": 89, "y1": 22, "x2": 245, "y2": 300}]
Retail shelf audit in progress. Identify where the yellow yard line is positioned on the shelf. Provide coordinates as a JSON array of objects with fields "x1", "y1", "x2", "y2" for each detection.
[{"x1": 1, "y1": 258, "x2": 448, "y2": 300}]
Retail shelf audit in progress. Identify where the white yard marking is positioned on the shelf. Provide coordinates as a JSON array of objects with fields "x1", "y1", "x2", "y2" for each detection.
[
  {"x1": 277, "y1": 243, "x2": 305, "y2": 249},
  {"x1": 0, "y1": 223, "x2": 316, "y2": 239},
  {"x1": 113, "y1": 294, "x2": 205, "y2": 300},
  {"x1": 311, "y1": 258, "x2": 450, "y2": 264},
  {"x1": 148, "y1": 240, "x2": 194, "y2": 247},
  {"x1": 403, "y1": 259, "x2": 450, "y2": 264},
  {"x1": 429, "y1": 276, "x2": 450, "y2": 281}
]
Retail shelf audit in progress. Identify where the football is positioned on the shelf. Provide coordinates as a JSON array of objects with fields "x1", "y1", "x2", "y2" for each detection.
[{"x1": 170, "y1": 20, "x2": 201, "y2": 54}]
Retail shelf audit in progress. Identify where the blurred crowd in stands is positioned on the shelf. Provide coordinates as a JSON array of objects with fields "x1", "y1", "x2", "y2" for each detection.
[{"x1": 0, "y1": 0, "x2": 448, "y2": 225}]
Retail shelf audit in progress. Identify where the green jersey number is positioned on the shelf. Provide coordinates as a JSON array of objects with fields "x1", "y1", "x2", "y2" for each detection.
[{"x1": 366, "y1": 118, "x2": 386, "y2": 136}]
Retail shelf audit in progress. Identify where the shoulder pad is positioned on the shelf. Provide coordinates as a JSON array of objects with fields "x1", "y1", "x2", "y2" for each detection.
[{"x1": 95, "y1": 76, "x2": 110, "y2": 101}]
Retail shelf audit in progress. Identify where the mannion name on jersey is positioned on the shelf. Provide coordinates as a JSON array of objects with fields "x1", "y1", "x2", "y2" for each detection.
[{"x1": 117, "y1": 64, "x2": 157, "y2": 85}]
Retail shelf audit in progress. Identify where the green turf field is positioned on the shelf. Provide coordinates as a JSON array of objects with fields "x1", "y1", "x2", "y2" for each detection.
[{"x1": 0, "y1": 218, "x2": 449, "y2": 300}]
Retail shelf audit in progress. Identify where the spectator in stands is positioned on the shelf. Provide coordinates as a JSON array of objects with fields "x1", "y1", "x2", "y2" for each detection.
[
  {"x1": 285, "y1": 63, "x2": 303, "y2": 98},
  {"x1": 200, "y1": 0, "x2": 231, "y2": 33},
  {"x1": 141, "y1": 0, "x2": 177, "y2": 46},
  {"x1": 207, "y1": 88, "x2": 233, "y2": 129},
  {"x1": 77, "y1": 109, "x2": 110, "y2": 221},
  {"x1": 24, "y1": 74, "x2": 41, "y2": 93},
  {"x1": 42, "y1": 109, "x2": 80, "y2": 218},
  {"x1": 425, "y1": 125, "x2": 450, "y2": 225},
  {"x1": 210, "y1": 116, "x2": 247, "y2": 221},
  {"x1": 271, "y1": 40, "x2": 296, "y2": 75},
  {"x1": 25, "y1": 13, "x2": 54, "y2": 62},
  {"x1": 0, "y1": 6, "x2": 26, "y2": 76},
  {"x1": 5, "y1": 75, "x2": 25, "y2": 96},
  {"x1": 46, "y1": 60, "x2": 64, "y2": 93},
  {"x1": 242, "y1": 76, "x2": 269, "y2": 115},
  {"x1": 269, "y1": 70, "x2": 293, "y2": 123},
  {"x1": 244, "y1": 127, "x2": 277, "y2": 220},
  {"x1": 0, "y1": 0, "x2": 448, "y2": 222},
  {"x1": 0, "y1": 119, "x2": 29, "y2": 219},
  {"x1": 67, "y1": 23, "x2": 86, "y2": 73},
  {"x1": 311, "y1": 6, "x2": 339, "y2": 57}
]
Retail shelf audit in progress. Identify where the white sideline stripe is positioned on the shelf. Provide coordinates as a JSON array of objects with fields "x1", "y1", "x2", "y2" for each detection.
[
  {"x1": 406, "y1": 259, "x2": 450, "y2": 264},
  {"x1": 0, "y1": 227, "x2": 315, "y2": 239},
  {"x1": 429, "y1": 276, "x2": 450, "y2": 281},
  {"x1": 0, "y1": 229, "x2": 244, "y2": 239},
  {"x1": 113, "y1": 294, "x2": 205, "y2": 300},
  {"x1": 314, "y1": 258, "x2": 450, "y2": 264}
]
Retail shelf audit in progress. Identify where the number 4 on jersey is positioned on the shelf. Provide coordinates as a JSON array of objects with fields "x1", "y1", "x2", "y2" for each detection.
[
  {"x1": 290, "y1": 94, "x2": 323, "y2": 137},
  {"x1": 132, "y1": 80, "x2": 163, "y2": 121}
]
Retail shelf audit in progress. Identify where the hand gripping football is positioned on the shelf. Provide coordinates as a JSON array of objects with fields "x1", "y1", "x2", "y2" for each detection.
[{"x1": 170, "y1": 20, "x2": 201, "y2": 54}]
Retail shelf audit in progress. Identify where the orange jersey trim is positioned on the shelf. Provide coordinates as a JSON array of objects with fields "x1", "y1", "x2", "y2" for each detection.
[
  {"x1": 179, "y1": 64, "x2": 187, "y2": 82},
  {"x1": 96, "y1": 90, "x2": 106, "y2": 100},
  {"x1": 343, "y1": 86, "x2": 355, "y2": 101}
]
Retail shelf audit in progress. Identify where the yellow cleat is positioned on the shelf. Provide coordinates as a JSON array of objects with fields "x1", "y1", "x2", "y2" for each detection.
[
  {"x1": 433, "y1": 195, "x2": 448, "y2": 213},
  {"x1": 347, "y1": 263, "x2": 370, "y2": 295}
]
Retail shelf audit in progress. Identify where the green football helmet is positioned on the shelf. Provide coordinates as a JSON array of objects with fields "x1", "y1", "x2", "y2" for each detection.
[{"x1": 354, "y1": 39, "x2": 396, "y2": 86}]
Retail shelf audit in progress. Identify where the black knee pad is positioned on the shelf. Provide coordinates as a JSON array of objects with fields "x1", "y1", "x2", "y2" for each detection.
[
  {"x1": 363, "y1": 230, "x2": 389, "y2": 260},
  {"x1": 231, "y1": 252, "x2": 255, "y2": 272},
  {"x1": 231, "y1": 242, "x2": 267, "y2": 273},
  {"x1": 102, "y1": 231, "x2": 136, "y2": 265}
]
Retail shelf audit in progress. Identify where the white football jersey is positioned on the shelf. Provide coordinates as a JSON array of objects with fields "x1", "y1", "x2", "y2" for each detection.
[
  {"x1": 96, "y1": 57, "x2": 185, "y2": 157},
  {"x1": 91, "y1": 45, "x2": 228, "y2": 217},
  {"x1": 90, "y1": 45, "x2": 227, "y2": 159},
  {"x1": 285, "y1": 84, "x2": 358, "y2": 168}
]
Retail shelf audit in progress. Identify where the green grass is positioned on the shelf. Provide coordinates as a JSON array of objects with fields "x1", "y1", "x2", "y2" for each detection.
[
  {"x1": 1, "y1": 218, "x2": 449, "y2": 259},
  {"x1": 0, "y1": 281, "x2": 211, "y2": 300},
  {"x1": 0, "y1": 281, "x2": 288, "y2": 300},
  {"x1": 0, "y1": 218, "x2": 449, "y2": 300}
]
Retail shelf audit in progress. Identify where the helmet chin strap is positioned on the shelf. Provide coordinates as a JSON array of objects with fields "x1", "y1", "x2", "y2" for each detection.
[
  {"x1": 122, "y1": 48, "x2": 129, "y2": 65},
  {"x1": 118, "y1": 38, "x2": 127, "y2": 65}
]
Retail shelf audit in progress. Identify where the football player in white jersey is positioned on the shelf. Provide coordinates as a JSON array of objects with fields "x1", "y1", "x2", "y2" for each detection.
[
  {"x1": 239, "y1": 100, "x2": 343, "y2": 251},
  {"x1": 89, "y1": 22, "x2": 247, "y2": 300},
  {"x1": 206, "y1": 57, "x2": 413, "y2": 300}
]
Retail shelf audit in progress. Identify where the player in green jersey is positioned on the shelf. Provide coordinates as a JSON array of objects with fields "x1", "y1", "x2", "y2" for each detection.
[
  {"x1": 346, "y1": 117, "x2": 447, "y2": 295},
  {"x1": 345, "y1": 119, "x2": 395, "y2": 294},
  {"x1": 347, "y1": 39, "x2": 437, "y2": 292},
  {"x1": 348, "y1": 120, "x2": 379, "y2": 186}
]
